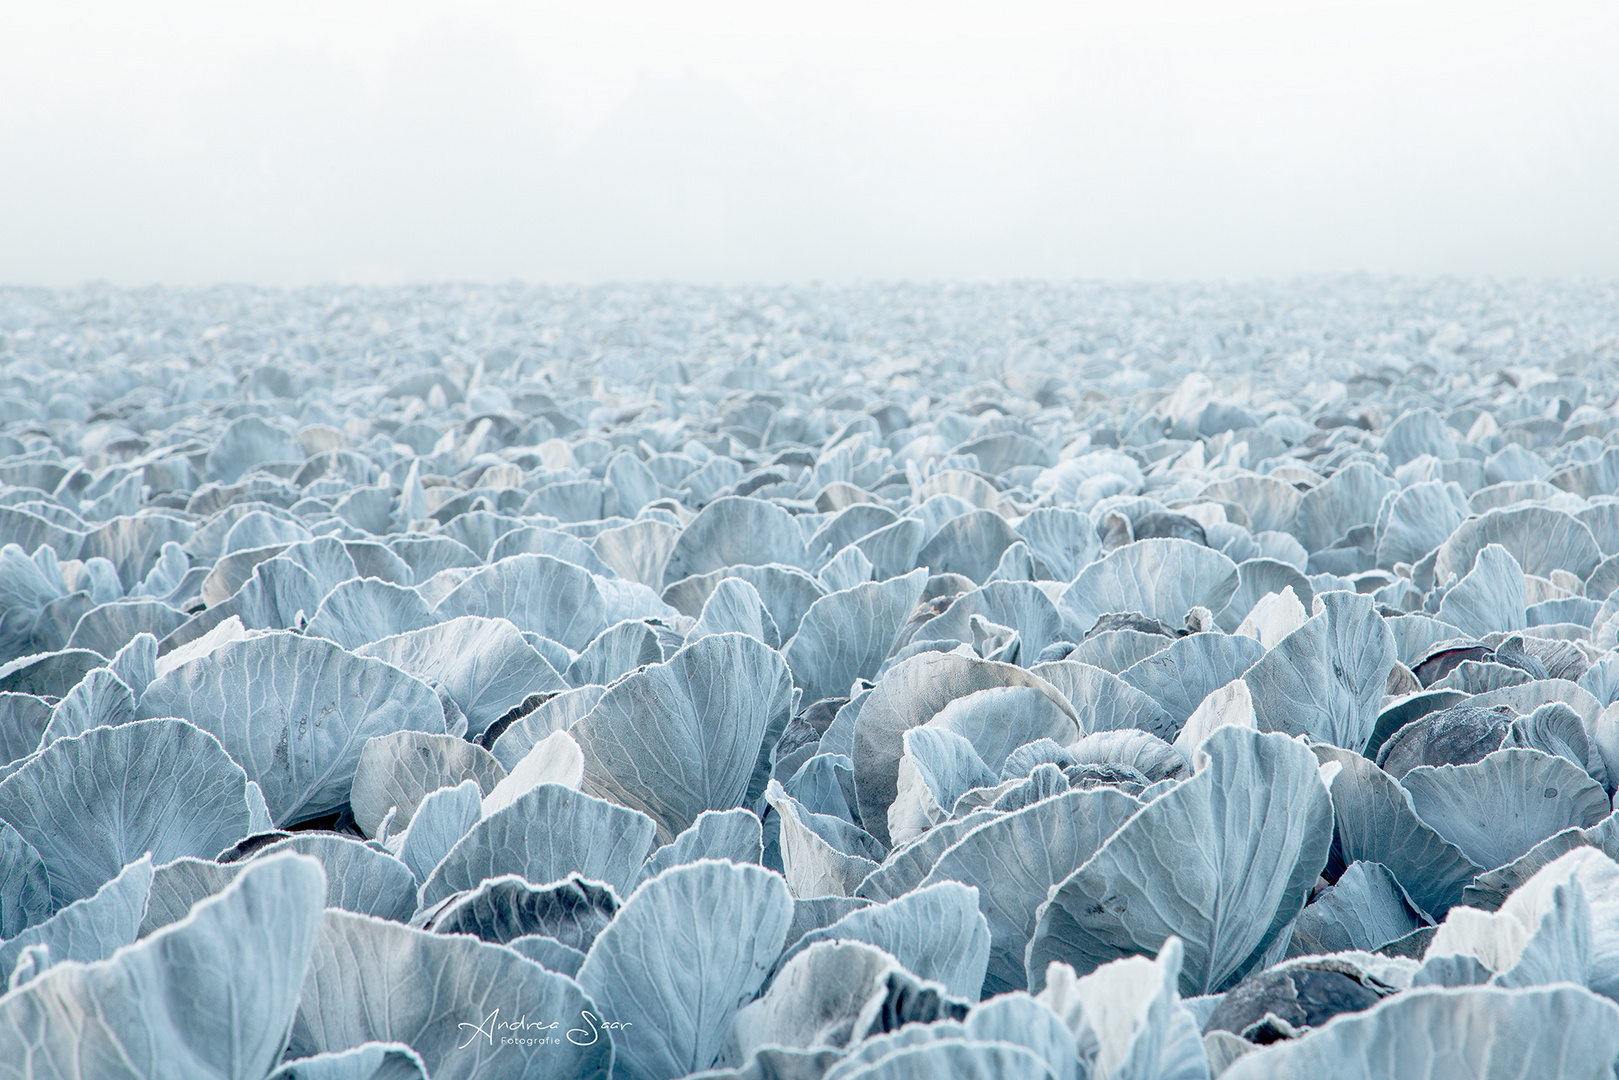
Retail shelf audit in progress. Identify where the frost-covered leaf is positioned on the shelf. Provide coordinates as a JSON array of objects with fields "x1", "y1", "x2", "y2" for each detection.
[
  {"x1": 1293, "y1": 462, "x2": 1399, "y2": 553},
  {"x1": 853, "y1": 651, "x2": 1078, "y2": 846},
  {"x1": 251, "y1": 835, "x2": 417, "y2": 922},
  {"x1": 640, "y1": 807, "x2": 763, "y2": 882},
  {"x1": 1434, "y1": 505, "x2": 1603, "y2": 586},
  {"x1": 766, "y1": 779, "x2": 886, "y2": 898},
  {"x1": 140, "y1": 856, "x2": 243, "y2": 937},
  {"x1": 1217, "y1": 560, "x2": 1313, "y2": 634},
  {"x1": 1312, "y1": 745, "x2": 1482, "y2": 919},
  {"x1": 1286, "y1": 861, "x2": 1428, "y2": 957},
  {"x1": 37, "y1": 665, "x2": 134, "y2": 748},
  {"x1": 419, "y1": 783, "x2": 657, "y2": 907},
  {"x1": 0, "y1": 851, "x2": 326, "y2": 1080},
  {"x1": 1028, "y1": 726, "x2": 1333, "y2": 996},
  {"x1": 1059, "y1": 539, "x2": 1240, "y2": 643},
  {"x1": 921, "y1": 581, "x2": 1063, "y2": 668},
  {"x1": 1243, "y1": 590, "x2": 1395, "y2": 753},
  {"x1": 1401, "y1": 748, "x2": 1610, "y2": 871},
  {"x1": 481, "y1": 729, "x2": 583, "y2": 816},
  {"x1": 0, "y1": 718, "x2": 256, "y2": 907},
  {"x1": 305, "y1": 577, "x2": 440, "y2": 650},
  {"x1": 784, "y1": 569, "x2": 927, "y2": 706},
  {"x1": 889, "y1": 727, "x2": 997, "y2": 845},
  {"x1": 1122, "y1": 632, "x2": 1267, "y2": 732},
  {"x1": 266, "y1": 1044, "x2": 429, "y2": 1080},
  {"x1": 664, "y1": 496, "x2": 810, "y2": 586},
  {"x1": 690, "y1": 577, "x2": 781, "y2": 648},
  {"x1": 1375, "y1": 480, "x2": 1470, "y2": 569},
  {"x1": 915, "y1": 509, "x2": 1021, "y2": 584},
  {"x1": 777, "y1": 880, "x2": 991, "y2": 1000},
  {"x1": 592, "y1": 518, "x2": 682, "y2": 590},
  {"x1": 728, "y1": 940, "x2": 969, "y2": 1062},
  {"x1": 508, "y1": 934, "x2": 587, "y2": 978},
  {"x1": 1030, "y1": 660, "x2": 1177, "y2": 740},
  {"x1": 925, "y1": 685, "x2": 1082, "y2": 778},
  {"x1": 1437, "y1": 543, "x2": 1526, "y2": 639},
  {"x1": 0, "y1": 817, "x2": 51, "y2": 938},
  {"x1": 920, "y1": 786, "x2": 1142, "y2": 994},
  {"x1": 432, "y1": 553, "x2": 607, "y2": 651},
  {"x1": 578, "y1": 860, "x2": 793, "y2": 1080},
  {"x1": 572, "y1": 632, "x2": 792, "y2": 843},
  {"x1": 1219, "y1": 984, "x2": 1619, "y2": 1080},
  {"x1": 661, "y1": 564, "x2": 826, "y2": 641},
  {"x1": 289, "y1": 908, "x2": 612, "y2": 1080},
  {"x1": 393, "y1": 779, "x2": 483, "y2": 886},
  {"x1": 348, "y1": 730, "x2": 506, "y2": 838},
  {"x1": 1042, "y1": 936, "x2": 1208, "y2": 1080},
  {"x1": 356, "y1": 616, "x2": 566, "y2": 739},
  {"x1": 417, "y1": 873, "x2": 619, "y2": 950},
  {"x1": 137, "y1": 632, "x2": 446, "y2": 826},
  {"x1": 0, "y1": 855, "x2": 152, "y2": 979},
  {"x1": 1016, "y1": 507, "x2": 1101, "y2": 581},
  {"x1": 564, "y1": 618, "x2": 663, "y2": 687}
]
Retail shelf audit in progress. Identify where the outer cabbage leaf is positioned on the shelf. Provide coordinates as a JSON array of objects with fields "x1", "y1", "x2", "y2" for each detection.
[
  {"x1": 661, "y1": 564, "x2": 826, "y2": 641},
  {"x1": 1243, "y1": 590, "x2": 1395, "y2": 753},
  {"x1": 577, "y1": 860, "x2": 793, "y2": 1080},
  {"x1": 564, "y1": 619, "x2": 663, "y2": 687},
  {"x1": 663, "y1": 497, "x2": 810, "y2": 586},
  {"x1": 1058, "y1": 539, "x2": 1239, "y2": 643},
  {"x1": 418, "y1": 873, "x2": 619, "y2": 951},
  {"x1": 1121, "y1": 632, "x2": 1267, "y2": 732},
  {"x1": 0, "y1": 718, "x2": 255, "y2": 906},
  {"x1": 419, "y1": 783, "x2": 657, "y2": 907},
  {"x1": 393, "y1": 779, "x2": 483, "y2": 886},
  {"x1": 288, "y1": 909, "x2": 612, "y2": 1080},
  {"x1": 1293, "y1": 463, "x2": 1398, "y2": 553},
  {"x1": 1401, "y1": 748, "x2": 1610, "y2": 871},
  {"x1": 0, "y1": 855, "x2": 153, "y2": 980},
  {"x1": 777, "y1": 880, "x2": 991, "y2": 1000},
  {"x1": 689, "y1": 577, "x2": 781, "y2": 649},
  {"x1": 136, "y1": 632, "x2": 446, "y2": 826},
  {"x1": 265, "y1": 1044, "x2": 428, "y2": 1080},
  {"x1": 357, "y1": 616, "x2": 566, "y2": 739},
  {"x1": 921, "y1": 581, "x2": 1063, "y2": 668},
  {"x1": 305, "y1": 578, "x2": 440, "y2": 650},
  {"x1": 1029, "y1": 660, "x2": 1177, "y2": 740},
  {"x1": 920, "y1": 786, "x2": 1142, "y2": 994},
  {"x1": 640, "y1": 807, "x2": 764, "y2": 883},
  {"x1": 784, "y1": 569, "x2": 927, "y2": 706},
  {"x1": 852, "y1": 651, "x2": 1077, "y2": 846},
  {"x1": 432, "y1": 554, "x2": 607, "y2": 652},
  {"x1": 348, "y1": 730, "x2": 506, "y2": 837},
  {"x1": 1433, "y1": 506, "x2": 1603, "y2": 585},
  {"x1": 1286, "y1": 860, "x2": 1428, "y2": 957},
  {"x1": 1312, "y1": 745, "x2": 1482, "y2": 919},
  {"x1": 1436, "y1": 543, "x2": 1526, "y2": 639},
  {"x1": 727, "y1": 940, "x2": 967, "y2": 1064},
  {"x1": 1028, "y1": 726, "x2": 1333, "y2": 996},
  {"x1": 1039, "y1": 936, "x2": 1208, "y2": 1080},
  {"x1": 251, "y1": 835, "x2": 417, "y2": 922},
  {"x1": 1220, "y1": 984, "x2": 1619, "y2": 1080},
  {"x1": 0, "y1": 851, "x2": 325, "y2": 1080},
  {"x1": 0, "y1": 817, "x2": 51, "y2": 937},
  {"x1": 572, "y1": 632, "x2": 793, "y2": 843}
]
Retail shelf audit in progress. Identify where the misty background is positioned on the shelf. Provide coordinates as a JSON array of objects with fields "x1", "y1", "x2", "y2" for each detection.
[{"x1": 3, "y1": 0, "x2": 1616, "y2": 286}]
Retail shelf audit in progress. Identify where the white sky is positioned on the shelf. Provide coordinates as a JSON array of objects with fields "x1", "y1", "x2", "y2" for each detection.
[{"x1": 2, "y1": 0, "x2": 1616, "y2": 284}]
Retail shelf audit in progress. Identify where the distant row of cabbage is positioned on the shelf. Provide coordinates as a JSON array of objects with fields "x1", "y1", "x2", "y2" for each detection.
[{"x1": 1, "y1": 280, "x2": 1618, "y2": 1078}]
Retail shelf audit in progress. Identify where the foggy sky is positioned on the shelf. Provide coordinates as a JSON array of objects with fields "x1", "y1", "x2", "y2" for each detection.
[{"x1": 3, "y1": 1, "x2": 1616, "y2": 286}]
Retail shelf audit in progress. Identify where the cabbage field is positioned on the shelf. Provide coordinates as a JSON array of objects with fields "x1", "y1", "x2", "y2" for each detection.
[{"x1": 3, "y1": 278, "x2": 1619, "y2": 1078}]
